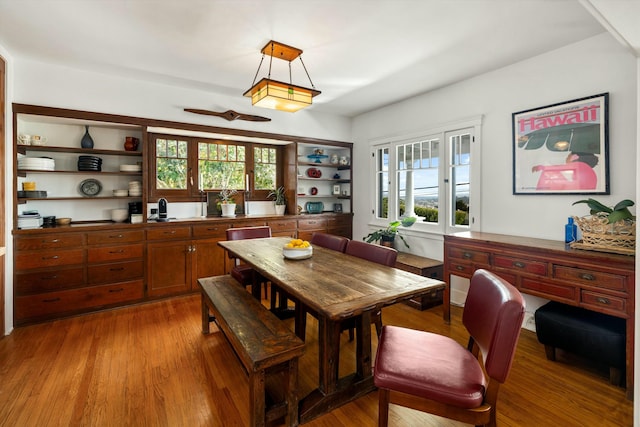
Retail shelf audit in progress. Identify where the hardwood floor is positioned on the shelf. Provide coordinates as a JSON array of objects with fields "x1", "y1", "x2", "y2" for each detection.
[{"x1": 0, "y1": 292, "x2": 632, "y2": 426}]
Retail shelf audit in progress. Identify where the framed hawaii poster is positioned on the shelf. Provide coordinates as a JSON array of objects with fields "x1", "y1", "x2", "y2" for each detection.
[{"x1": 512, "y1": 93, "x2": 609, "y2": 195}]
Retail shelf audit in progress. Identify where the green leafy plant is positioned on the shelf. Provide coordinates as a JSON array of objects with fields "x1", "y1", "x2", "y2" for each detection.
[
  {"x1": 364, "y1": 217, "x2": 417, "y2": 248},
  {"x1": 267, "y1": 186, "x2": 286, "y2": 205},
  {"x1": 218, "y1": 188, "x2": 237, "y2": 204},
  {"x1": 572, "y1": 198, "x2": 635, "y2": 224}
]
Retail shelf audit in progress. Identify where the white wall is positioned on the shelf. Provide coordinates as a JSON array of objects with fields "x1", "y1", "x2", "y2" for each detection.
[
  {"x1": 352, "y1": 32, "x2": 637, "y2": 245},
  {"x1": 352, "y1": 32, "x2": 637, "y2": 327}
]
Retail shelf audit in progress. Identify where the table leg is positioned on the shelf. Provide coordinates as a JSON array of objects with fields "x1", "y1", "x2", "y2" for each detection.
[
  {"x1": 201, "y1": 293, "x2": 211, "y2": 334},
  {"x1": 318, "y1": 317, "x2": 341, "y2": 394},
  {"x1": 355, "y1": 311, "x2": 372, "y2": 377}
]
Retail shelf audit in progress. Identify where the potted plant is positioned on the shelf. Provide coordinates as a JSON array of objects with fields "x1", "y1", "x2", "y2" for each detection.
[
  {"x1": 268, "y1": 186, "x2": 287, "y2": 215},
  {"x1": 364, "y1": 217, "x2": 417, "y2": 248},
  {"x1": 219, "y1": 188, "x2": 238, "y2": 217},
  {"x1": 571, "y1": 198, "x2": 635, "y2": 253}
]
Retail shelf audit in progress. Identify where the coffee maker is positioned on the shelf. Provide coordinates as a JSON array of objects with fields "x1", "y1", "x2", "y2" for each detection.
[{"x1": 157, "y1": 198, "x2": 169, "y2": 222}]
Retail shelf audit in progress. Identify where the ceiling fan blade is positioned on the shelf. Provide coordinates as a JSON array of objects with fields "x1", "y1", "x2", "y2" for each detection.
[{"x1": 184, "y1": 108, "x2": 271, "y2": 122}]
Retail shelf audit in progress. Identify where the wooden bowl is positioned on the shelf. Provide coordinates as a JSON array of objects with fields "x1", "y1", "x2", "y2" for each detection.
[{"x1": 56, "y1": 217, "x2": 72, "y2": 226}]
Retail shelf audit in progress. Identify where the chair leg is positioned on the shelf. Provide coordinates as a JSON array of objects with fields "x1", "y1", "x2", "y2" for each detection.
[
  {"x1": 610, "y1": 366, "x2": 622, "y2": 386},
  {"x1": 374, "y1": 312, "x2": 383, "y2": 337},
  {"x1": 544, "y1": 344, "x2": 556, "y2": 361},
  {"x1": 378, "y1": 388, "x2": 390, "y2": 427}
]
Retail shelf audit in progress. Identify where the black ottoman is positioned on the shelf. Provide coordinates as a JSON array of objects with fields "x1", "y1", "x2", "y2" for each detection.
[{"x1": 535, "y1": 301, "x2": 625, "y2": 386}]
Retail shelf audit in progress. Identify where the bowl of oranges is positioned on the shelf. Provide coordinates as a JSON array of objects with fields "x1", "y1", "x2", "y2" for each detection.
[{"x1": 283, "y1": 239, "x2": 313, "y2": 260}]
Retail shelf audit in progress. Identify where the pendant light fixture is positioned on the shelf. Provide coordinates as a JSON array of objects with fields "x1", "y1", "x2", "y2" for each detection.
[{"x1": 244, "y1": 40, "x2": 320, "y2": 113}]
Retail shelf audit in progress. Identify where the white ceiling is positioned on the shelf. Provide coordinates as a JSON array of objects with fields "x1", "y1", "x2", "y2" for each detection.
[{"x1": 0, "y1": 0, "x2": 638, "y2": 118}]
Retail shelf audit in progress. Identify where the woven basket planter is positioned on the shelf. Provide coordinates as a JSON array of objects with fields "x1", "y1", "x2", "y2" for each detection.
[{"x1": 572, "y1": 214, "x2": 635, "y2": 255}]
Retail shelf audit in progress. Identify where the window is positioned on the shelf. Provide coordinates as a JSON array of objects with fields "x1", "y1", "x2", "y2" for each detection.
[
  {"x1": 372, "y1": 118, "x2": 480, "y2": 234},
  {"x1": 149, "y1": 134, "x2": 280, "y2": 202}
]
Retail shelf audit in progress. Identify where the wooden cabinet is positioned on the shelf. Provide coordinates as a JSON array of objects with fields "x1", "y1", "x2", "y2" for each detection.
[
  {"x1": 193, "y1": 222, "x2": 233, "y2": 287},
  {"x1": 267, "y1": 218, "x2": 297, "y2": 238},
  {"x1": 443, "y1": 231, "x2": 635, "y2": 399},
  {"x1": 14, "y1": 228, "x2": 144, "y2": 325},
  {"x1": 297, "y1": 217, "x2": 327, "y2": 241},
  {"x1": 146, "y1": 225, "x2": 193, "y2": 297}
]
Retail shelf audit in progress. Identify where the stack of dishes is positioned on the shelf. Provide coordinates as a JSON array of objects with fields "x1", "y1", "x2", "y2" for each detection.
[
  {"x1": 18, "y1": 156, "x2": 55, "y2": 171},
  {"x1": 113, "y1": 189, "x2": 129, "y2": 197},
  {"x1": 42, "y1": 216, "x2": 56, "y2": 227},
  {"x1": 77, "y1": 155, "x2": 102, "y2": 171},
  {"x1": 128, "y1": 180, "x2": 142, "y2": 196},
  {"x1": 120, "y1": 164, "x2": 142, "y2": 172}
]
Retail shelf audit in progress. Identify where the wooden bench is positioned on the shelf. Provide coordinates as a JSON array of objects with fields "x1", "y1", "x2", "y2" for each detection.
[
  {"x1": 395, "y1": 252, "x2": 444, "y2": 310},
  {"x1": 198, "y1": 275, "x2": 305, "y2": 427}
]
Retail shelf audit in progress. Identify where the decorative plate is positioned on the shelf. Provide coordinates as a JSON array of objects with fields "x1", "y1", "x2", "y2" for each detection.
[
  {"x1": 79, "y1": 178, "x2": 102, "y2": 197},
  {"x1": 306, "y1": 167, "x2": 322, "y2": 178}
]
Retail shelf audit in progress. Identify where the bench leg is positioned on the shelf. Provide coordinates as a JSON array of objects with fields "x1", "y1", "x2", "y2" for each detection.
[
  {"x1": 544, "y1": 344, "x2": 556, "y2": 361},
  {"x1": 249, "y1": 370, "x2": 266, "y2": 427},
  {"x1": 201, "y1": 294, "x2": 212, "y2": 334},
  {"x1": 285, "y1": 358, "x2": 300, "y2": 427}
]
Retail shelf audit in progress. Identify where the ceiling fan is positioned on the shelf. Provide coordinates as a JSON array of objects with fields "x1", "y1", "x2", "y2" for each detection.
[{"x1": 184, "y1": 108, "x2": 271, "y2": 122}]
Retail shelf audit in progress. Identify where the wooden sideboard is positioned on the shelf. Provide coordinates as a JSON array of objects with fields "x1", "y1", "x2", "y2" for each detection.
[{"x1": 443, "y1": 231, "x2": 635, "y2": 399}]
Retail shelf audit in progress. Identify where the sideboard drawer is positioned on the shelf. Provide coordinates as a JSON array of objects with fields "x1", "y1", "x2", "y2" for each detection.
[
  {"x1": 446, "y1": 246, "x2": 490, "y2": 265},
  {"x1": 146, "y1": 226, "x2": 192, "y2": 241},
  {"x1": 16, "y1": 249, "x2": 84, "y2": 270},
  {"x1": 88, "y1": 244, "x2": 143, "y2": 263},
  {"x1": 521, "y1": 277, "x2": 575, "y2": 301},
  {"x1": 494, "y1": 255, "x2": 547, "y2": 276},
  {"x1": 87, "y1": 230, "x2": 144, "y2": 245},
  {"x1": 298, "y1": 218, "x2": 327, "y2": 230},
  {"x1": 16, "y1": 233, "x2": 85, "y2": 250},
  {"x1": 192, "y1": 223, "x2": 231, "y2": 238},
  {"x1": 581, "y1": 290, "x2": 626, "y2": 315},
  {"x1": 16, "y1": 267, "x2": 85, "y2": 294},
  {"x1": 267, "y1": 219, "x2": 297, "y2": 232},
  {"x1": 446, "y1": 260, "x2": 475, "y2": 278},
  {"x1": 88, "y1": 261, "x2": 143, "y2": 284},
  {"x1": 553, "y1": 265, "x2": 626, "y2": 291}
]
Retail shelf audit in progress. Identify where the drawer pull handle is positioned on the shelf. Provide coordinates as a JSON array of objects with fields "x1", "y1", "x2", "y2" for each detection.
[
  {"x1": 43, "y1": 297, "x2": 60, "y2": 303},
  {"x1": 596, "y1": 297, "x2": 610, "y2": 305},
  {"x1": 42, "y1": 255, "x2": 59, "y2": 260},
  {"x1": 109, "y1": 250, "x2": 125, "y2": 254},
  {"x1": 580, "y1": 273, "x2": 595, "y2": 281},
  {"x1": 42, "y1": 275, "x2": 58, "y2": 280},
  {"x1": 455, "y1": 265, "x2": 465, "y2": 271},
  {"x1": 109, "y1": 288, "x2": 124, "y2": 293},
  {"x1": 207, "y1": 228, "x2": 219, "y2": 231},
  {"x1": 43, "y1": 239, "x2": 60, "y2": 243},
  {"x1": 109, "y1": 234, "x2": 124, "y2": 239},
  {"x1": 463, "y1": 252, "x2": 472, "y2": 259},
  {"x1": 513, "y1": 261, "x2": 526, "y2": 268},
  {"x1": 109, "y1": 267, "x2": 125, "y2": 271},
  {"x1": 166, "y1": 231, "x2": 177, "y2": 235}
]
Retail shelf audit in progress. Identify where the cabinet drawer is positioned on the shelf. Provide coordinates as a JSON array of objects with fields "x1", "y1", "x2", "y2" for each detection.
[
  {"x1": 521, "y1": 277, "x2": 575, "y2": 301},
  {"x1": 16, "y1": 233, "x2": 85, "y2": 250},
  {"x1": 267, "y1": 219, "x2": 297, "y2": 232},
  {"x1": 16, "y1": 249, "x2": 84, "y2": 270},
  {"x1": 494, "y1": 255, "x2": 548, "y2": 276},
  {"x1": 15, "y1": 280, "x2": 145, "y2": 322},
  {"x1": 192, "y1": 223, "x2": 231, "y2": 238},
  {"x1": 553, "y1": 265, "x2": 626, "y2": 291},
  {"x1": 16, "y1": 267, "x2": 85, "y2": 294},
  {"x1": 446, "y1": 261, "x2": 475, "y2": 278},
  {"x1": 581, "y1": 290, "x2": 626, "y2": 315},
  {"x1": 146, "y1": 226, "x2": 191, "y2": 240},
  {"x1": 298, "y1": 218, "x2": 327, "y2": 230},
  {"x1": 87, "y1": 230, "x2": 144, "y2": 245},
  {"x1": 88, "y1": 260, "x2": 143, "y2": 284},
  {"x1": 447, "y1": 246, "x2": 490, "y2": 265},
  {"x1": 88, "y1": 243, "x2": 143, "y2": 263}
]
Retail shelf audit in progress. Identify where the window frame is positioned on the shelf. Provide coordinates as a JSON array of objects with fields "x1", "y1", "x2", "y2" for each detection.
[
  {"x1": 369, "y1": 117, "x2": 482, "y2": 236},
  {"x1": 148, "y1": 133, "x2": 283, "y2": 202}
]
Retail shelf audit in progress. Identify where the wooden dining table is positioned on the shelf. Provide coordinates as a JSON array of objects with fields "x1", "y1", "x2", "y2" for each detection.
[{"x1": 218, "y1": 237, "x2": 445, "y2": 423}]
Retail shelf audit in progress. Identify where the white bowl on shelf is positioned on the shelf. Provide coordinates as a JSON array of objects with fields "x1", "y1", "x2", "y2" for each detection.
[
  {"x1": 120, "y1": 164, "x2": 142, "y2": 172},
  {"x1": 111, "y1": 208, "x2": 129, "y2": 223},
  {"x1": 113, "y1": 189, "x2": 128, "y2": 197}
]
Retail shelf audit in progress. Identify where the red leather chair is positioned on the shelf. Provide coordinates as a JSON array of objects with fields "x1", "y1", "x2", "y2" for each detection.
[
  {"x1": 374, "y1": 269, "x2": 525, "y2": 427},
  {"x1": 343, "y1": 240, "x2": 398, "y2": 340},
  {"x1": 310, "y1": 232, "x2": 349, "y2": 253},
  {"x1": 225, "y1": 226, "x2": 271, "y2": 300}
]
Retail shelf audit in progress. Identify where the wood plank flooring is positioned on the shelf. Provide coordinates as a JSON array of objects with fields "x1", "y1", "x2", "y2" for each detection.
[{"x1": 0, "y1": 292, "x2": 632, "y2": 426}]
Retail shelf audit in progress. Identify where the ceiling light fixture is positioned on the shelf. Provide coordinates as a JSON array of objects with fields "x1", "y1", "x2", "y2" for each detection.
[{"x1": 243, "y1": 40, "x2": 320, "y2": 113}]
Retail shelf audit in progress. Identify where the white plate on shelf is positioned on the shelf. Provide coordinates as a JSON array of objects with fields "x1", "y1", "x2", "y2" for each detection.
[{"x1": 120, "y1": 164, "x2": 142, "y2": 172}]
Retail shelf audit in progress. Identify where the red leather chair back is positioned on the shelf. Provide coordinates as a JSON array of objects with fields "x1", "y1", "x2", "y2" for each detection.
[
  {"x1": 345, "y1": 240, "x2": 397, "y2": 267},
  {"x1": 310, "y1": 232, "x2": 349, "y2": 253},
  {"x1": 226, "y1": 226, "x2": 272, "y2": 241},
  {"x1": 463, "y1": 269, "x2": 525, "y2": 383}
]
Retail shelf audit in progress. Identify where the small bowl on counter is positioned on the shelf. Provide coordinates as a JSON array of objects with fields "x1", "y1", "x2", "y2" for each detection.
[
  {"x1": 56, "y1": 217, "x2": 72, "y2": 226},
  {"x1": 111, "y1": 208, "x2": 129, "y2": 223}
]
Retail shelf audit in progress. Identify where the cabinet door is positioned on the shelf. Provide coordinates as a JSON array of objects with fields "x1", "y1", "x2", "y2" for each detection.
[
  {"x1": 147, "y1": 240, "x2": 192, "y2": 297},
  {"x1": 194, "y1": 238, "x2": 227, "y2": 285}
]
